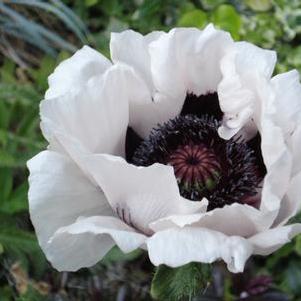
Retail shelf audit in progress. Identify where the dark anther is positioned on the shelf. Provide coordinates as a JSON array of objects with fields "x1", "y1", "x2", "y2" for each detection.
[{"x1": 248, "y1": 133, "x2": 267, "y2": 178}]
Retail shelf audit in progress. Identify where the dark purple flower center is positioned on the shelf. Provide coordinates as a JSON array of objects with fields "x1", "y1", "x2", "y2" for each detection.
[
  {"x1": 168, "y1": 143, "x2": 221, "y2": 192},
  {"x1": 126, "y1": 93, "x2": 266, "y2": 211}
]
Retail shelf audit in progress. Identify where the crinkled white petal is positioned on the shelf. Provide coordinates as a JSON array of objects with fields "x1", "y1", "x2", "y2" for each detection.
[
  {"x1": 271, "y1": 70, "x2": 301, "y2": 137},
  {"x1": 274, "y1": 172, "x2": 301, "y2": 226},
  {"x1": 253, "y1": 70, "x2": 295, "y2": 226},
  {"x1": 217, "y1": 51, "x2": 255, "y2": 140},
  {"x1": 234, "y1": 42, "x2": 276, "y2": 78},
  {"x1": 150, "y1": 203, "x2": 273, "y2": 237},
  {"x1": 110, "y1": 29, "x2": 183, "y2": 138},
  {"x1": 41, "y1": 64, "x2": 130, "y2": 155},
  {"x1": 111, "y1": 25, "x2": 233, "y2": 138},
  {"x1": 259, "y1": 82, "x2": 293, "y2": 218},
  {"x1": 150, "y1": 24, "x2": 233, "y2": 98},
  {"x1": 147, "y1": 227, "x2": 253, "y2": 273},
  {"x1": 218, "y1": 42, "x2": 276, "y2": 139},
  {"x1": 232, "y1": 74, "x2": 294, "y2": 223},
  {"x1": 249, "y1": 224, "x2": 301, "y2": 256},
  {"x1": 46, "y1": 46, "x2": 111, "y2": 99},
  {"x1": 47, "y1": 216, "x2": 146, "y2": 271},
  {"x1": 27, "y1": 150, "x2": 113, "y2": 254},
  {"x1": 110, "y1": 30, "x2": 174, "y2": 138},
  {"x1": 260, "y1": 122, "x2": 292, "y2": 215},
  {"x1": 110, "y1": 29, "x2": 163, "y2": 94},
  {"x1": 291, "y1": 125, "x2": 301, "y2": 176},
  {"x1": 78, "y1": 154, "x2": 204, "y2": 234}
]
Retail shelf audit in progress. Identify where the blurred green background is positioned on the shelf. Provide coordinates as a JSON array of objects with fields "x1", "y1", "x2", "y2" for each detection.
[{"x1": 1, "y1": 0, "x2": 301, "y2": 300}]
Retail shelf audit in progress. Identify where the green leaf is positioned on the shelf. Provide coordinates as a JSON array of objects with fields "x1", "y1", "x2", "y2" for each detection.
[
  {"x1": 151, "y1": 263, "x2": 211, "y2": 301},
  {"x1": 295, "y1": 235, "x2": 301, "y2": 256},
  {"x1": 245, "y1": 0, "x2": 273, "y2": 11},
  {"x1": 1, "y1": 182, "x2": 29, "y2": 214},
  {"x1": 0, "y1": 59, "x2": 16, "y2": 84},
  {"x1": 0, "y1": 227, "x2": 46, "y2": 275},
  {"x1": 0, "y1": 228, "x2": 39, "y2": 253},
  {"x1": 0, "y1": 150, "x2": 16, "y2": 167},
  {"x1": 0, "y1": 285, "x2": 15, "y2": 301},
  {"x1": 266, "y1": 243, "x2": 293, "y2": 269},
  {"x1": 211, "y1": 4, "x2": 241, "y2": 40},
  {"x1": 15, "y1": 285, "x2": 45, "y2": 301},
  {"x1": 0, "y1": 101, "x2": 10, "y2": 130},
  {"x1": 28, "y1": 56, "x2": 56, "y2": 91},
  {"x1": 85, "y1": 0, "x2": 99, "y2": 7},
  {"x1": 101, "y1": 0, "x2": 121, "y2": 16},
  {"x1": 281, "y1": 261, "x2": 301, "y2": 296},
  {"x1": 178, "y1": 9, "x2": 207, "y2": 28},
  {"x1": 201, "y1": 0, "x2": 226, "y2": 10},
  {"x1": 0, "y1": 82, "x2": 41, "y2": 107},
  {"x1": 0, "y1": 168, "x2": 13, "y2": 202}
]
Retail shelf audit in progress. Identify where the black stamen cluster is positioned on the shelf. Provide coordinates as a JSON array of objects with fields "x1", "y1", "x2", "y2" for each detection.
[{"x1": 131, "y1": 114, "x2": 261, "y2": 211}]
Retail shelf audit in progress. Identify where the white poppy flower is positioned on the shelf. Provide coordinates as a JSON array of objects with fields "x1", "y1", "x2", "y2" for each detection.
[{"x1": 28, "y1": 24, "x2": 301, "y2": 273}]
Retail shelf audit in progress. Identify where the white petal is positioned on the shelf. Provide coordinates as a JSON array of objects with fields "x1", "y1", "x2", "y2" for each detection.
[
  {"x1": 110, "y1": 30, "x2": 183, "y2": 138},
  {"x1": 148, "y1": 198, "x2": 209, "y2": 230},
  {"x1": 79, "y1": 154, "x2": 204, "y2": 234},
  {"x1": 128, "y1": 24, "x2": 232, "y2": 137},
  {"x1": 218, "y1": 42, "x2": 276, "y2": 139},
  {"x1": 238, "y1": 76, "x2": 293, "y2": 220},
  {"x1": 147, "y1": 227, "x2": 253, "y2": 273},
  {"x1": 150, "y1": 203, "x2": 273, "y2": 237},
  {"x1": 46, "y1": 46, "x2": 111, "y2": 99},
  {"x1": 41, "y1": 64, "x2": 130, "y2": 155},
  {"x1": 249, "y1": 224, "x2": 301, "y2": 256},
  {"x1": 271, "y1": 70, "x2": 301, "y2": 136},
  {"x1": 149, "y1": 24, "x2": 233, "y2": 98},
  {"x1": 291, "y1": 125, "x2": 301, "y2": 176},
  {"x1": 273, "y1": 172, "x2": 301, "y2": 226},
  {"x1": 287, "y1": 173, "x2": 301, "y2": 213},
  {"x1": 185, "y1": 25, "x2": 233, "y2": 96},
  {"x1": 27, "y1": 150, "x2": 113, "y2": 253},
  {"x1": 110, "y1": 30, "x2": 163, "y2": 94},
  {"x1": 129, "y1": 92, "x2": 185, "y2": 138},
  {"x1": 234, "y1": 42, "x2": 276, "y2": 78},
  {"x1": 259, "y1": 95, "x2": 293, "y2": 216},
  {"x1": 111, "y1": 25, "x2": 233, "y2": 138},
  {"x1": 47, "y1": 216, "x2": 146, "y2": 271}
]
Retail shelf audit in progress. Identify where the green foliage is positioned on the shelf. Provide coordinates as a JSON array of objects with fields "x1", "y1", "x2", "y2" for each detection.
[
  {"x1": 211, "y1": 4, "x2": 241, "y2": 39},
  {"x1": 85, "y1": 0, "x2": 99, "y2": 8},
  {"x1": 0, "y1": 55, "x2": 48, "y2": 296},
  {"x1": 15, "y1": 288, "x2": 44, "y2": 301},
  {"x1": 0, "y1": 0, "x2": 88, "y2": 67},
  {"x1": 280, "y1": 261, "x2": 301, "y2": 297},
  {"x1": 151, "y1": 263, "x2": 211, "y2": 301},
  {"x1": 244, "y1": 0, "x2": 272, "y2": 11},
  {"x1": 178, "y1": 9, "x2": 207, "y2": 28},
  {"x1": 0, "y1": 227, "x2": 46, "y2": 274},
  {"x1": 295, "y1": 235, "x2": 301, "y2": 256}
]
